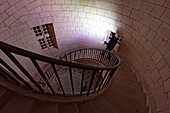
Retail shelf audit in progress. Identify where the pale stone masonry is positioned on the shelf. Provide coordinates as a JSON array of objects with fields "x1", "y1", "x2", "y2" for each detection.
[{"x1": 0, "y1": 0, "x2": 170, "y2": 113}]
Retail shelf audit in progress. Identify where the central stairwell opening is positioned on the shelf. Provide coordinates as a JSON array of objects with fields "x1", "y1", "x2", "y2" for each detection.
[{"x1": 0, "y1": 41, "x2": 149, "y2": 113}]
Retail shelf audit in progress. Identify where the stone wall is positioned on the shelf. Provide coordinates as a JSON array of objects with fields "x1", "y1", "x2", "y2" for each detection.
[{"x1": 0, "y1": 0, "x2": 169, "y2": 113}]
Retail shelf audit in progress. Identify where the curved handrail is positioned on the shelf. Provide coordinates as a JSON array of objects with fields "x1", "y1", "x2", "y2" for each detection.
[{"x1": 0, "y1": 41, "x2": 120, "y2": 97}]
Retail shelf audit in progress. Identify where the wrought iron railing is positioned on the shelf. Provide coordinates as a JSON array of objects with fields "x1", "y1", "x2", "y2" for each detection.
[{"x1": 0, "y1": 41, "x2": 120, "y2": 96}]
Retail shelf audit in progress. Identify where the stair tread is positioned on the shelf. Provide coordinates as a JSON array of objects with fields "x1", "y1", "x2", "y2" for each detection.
[
  {"x1": 115, "y1": 63, "x2": 137, "y2": 80},
  {"x1": 0, "y1": 85, "x2": 7, "y2": 97},
  {"x1": 111, "y1": 81, "x2": 146, "y2": 105},
  {"x1": 78, "y1": 100, "x2": 98, "y2": 113},
  {"x1": 0, "y1": 95, "x2": 33, "y2": 113},
  {"x1": 28, "y1": 100, "x2": 58, "y2": 113},
  {"x1": 108, "y1": 85, "x2": 148, "y2": 113},
  {"x1": 93, "y1": 95, "x2": 114, "y2": 113},
  {"x1": 59, "y1": 103, "x2": 79, "y2": 113},
  {"x1": 0, "y1": 91, "x2": 13, "y2": 110},
  {"x1": 112, "y1": 77, "x2": 143, "y2": 91},
  {"x1": 102, "y1": 91, "x2": 132, "y2": 113},
  {"x1": 112, "y1": 80, "x2": 143, "y2": 92}
]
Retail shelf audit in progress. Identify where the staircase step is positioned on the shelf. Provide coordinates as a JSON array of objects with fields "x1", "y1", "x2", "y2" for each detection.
[
  {"x1": 28, "y1": 100, "x2": 58, "y2": 113},
  {"x1": 0, "y1": 95, "x2": 33, "y2": 113},
  {"x1": 102, "y1": 90, "x2": 132, "y2": 113},
  {"x1": 114, "y1": 76, "x2": 139, "y2": 83},
  {"x1": 112, "y1": 77, "x2": 143, "y2": 91},
  {"x1": 115, "y1": 63, "x2": 137, "y2": 80},
  {"x1": 59, "y1": 103, "x2": 79, "y2": 113},
  {"x1": 109, "y1": 85, "x2": 148, "y2": 113},
  {"x1": 111, "y1": 81, "x2": 146, "y2": 105},
  {"x1": 112, "y1": 80, "x2": 143, "y2": 92},
  {"x1": 78, "y1": 100, "x2": 98, "y2": 113},
  {"x1": 0, "y1": 85, "x2": 7, "y2": 97},
  {"x1": 115, "y1": 73, "x2": 137, "y2": 81},
  {"x1": 93, "y1": 95, "x2": 114, "y2": 113},
  {"x1": 0, "y1": 91, "x2": 12, "y2": 110}
]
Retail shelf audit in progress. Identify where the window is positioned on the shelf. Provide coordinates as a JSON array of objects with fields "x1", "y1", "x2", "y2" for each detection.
[{"x1": 32, "y1": 23, "x2": 58, "y2": 49}]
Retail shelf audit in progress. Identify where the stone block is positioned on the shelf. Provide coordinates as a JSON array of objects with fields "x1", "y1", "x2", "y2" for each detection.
[
  {"x1": 104, "y1": 10, "x2": 112, "y2": 18},
  {"x1": 130, "y1": 9, "x2": 143, "y2": 21},
  {"x1": 117, "y1": 0, "x2": 129, "y2": 6},
  {"x1": 40, "y1": 12, "x2": 50, "y2": 17},
  {"x1": 42, "y1": 0, "x2": 55, "y2": 4},
  {"x1": 30, "y1": 7, "x2": 42, "y2": 13},
  {"x1": 0, "y1": 23, "x2": 8, "y2": 33},
  {"x1": 0, "y1": 0, "x2": 6, "y2": 4},
  {"x1": 0, "y1": 2, "x2": 10, "y2": 14},
  {"x1": 144, "y1": 70, "x2": 152, "y2": 85},
  {"x1": 140, "y1": 25, "x2": 149, "y2": 36},
  {"x1": 19, "y1": 15, "x2": 29, "y2": 23},
  {"x1": 149, "y1": 0, "x2": 166, "y2": 5},
  {"x1": 13, "y1": 8, "x2": 29, "y2": 19},
  {"x1": 122, "y1": 6, "x2": 132, "y2": 16},
  {"x1": 140, "y1": 13, "x2": 154, "y2": 26},
  {"x1": 89, "y1": 7, "x2": 96, "y2": 14},
  {"x1": 26, "y1": 0, "x2": 43, "y2": 11},
  {"x1": 151, "y1": 34, "x2": 163, "y2": 47},
  {"x1": 41, "y1": 5, "x2": 52, "y2": 12},
  {"x1": 84, "y1": 6, "x2": 90, "y2": 12},
  {"x1": 134, "y1": 41, "x2": 143, "y2": 53},
  {"x1": 52, "y1": 5, "x2": 62, "y2": 11},
  {"x1": 160, "y1": 65, "x2": 170, "y2": 81},
  {"x1": 5, "y1": 5, "x2": 17, "y2": 16},
  {"x1": 116, "y1": 4, "x2": 123, "y2": 13},
  {"x1": 144, "y1": 41, "x2": 153, "y2": 52},
  {"x1": 0, "y1": 30, "x2": 11, "y2": 41},
  {"x1": 140, "y1": 1, "x2": 155, "y2": 14},
  {"x1": 164, "y1": 51, "x2": 170, "y2": 67},
  {"x1": 78, "y1": 12, "x2": 86, "y2": 18},
  {"x1": 97, "y1": 8, "x2": 105, "y2": 16},
  {"x1": 139, "y1": 36, "x2": 147, "y2": 46},
  {"x1": 76, "y1": 5, "x2": 84, "y2": 12},
  {"x1": 15, "y1": 0, "x2": 30, "y2": 9},
  {"x1": 155, "y1": 86, "x2": 166, "y2": 111},
  {"x1": 0, "y1": 12, "x2": 8, "y2": 23},
  {"x1": 152, "y1": 50, "x2": 162, "y2": 64},
  {"x1": 154, "y1": 79, "x2": 162, "y2": 89},
  {"x1": 10, "y1": 20, "x2": 21, "y2": 27},
  {"x1": 157, "y1": 41, "x2": 170, "y2": 55},
  {"x1": 132, "y1": 31, "x2": 142, "y2": 42},
  {"x1": 149, "y1": 46, "x2": 156, "y2": 56},
  {"x1": 164, "y1": 0, "x2": 170, "y2": 8},
  {"x1": 7, "y1": 0, "x2": 19, "y2": 5},
  {"x1": 151, "y1": 68, "x2": 160, "y2": 82},
  {"x1": 55, "y1": 0, "x2": 64, "y2": 4},
  {"x1": 4, "y1": 16, "x2": 16, "y2": 26},
  {"x1": 161, "y1": 9, "x2": 170, "y2": 25},
  {"x1": 156, "y1": 58, "x2": 166, "y2": 70},
  {"x1": 151, "y1": 5, "x2": 165, "y2": 18},
  {"x1": 150, "y1": 18, "x2": 162, "y2": 31},
  {"x1": 132, "y1": 20, "x2": 143, "y2": 32},
  {"x1": 101, "y1": 1, "x2": 111, "y2": 10},
  {"x1": 146, "y1": 30, "x2": 156, "y2": 41},
  {"x1": 157, "y1": 23, "x2": 170, "y2": 41},
  {"x1": 128, "y1": 0, "x2": 142, "y2": 10},
  {"x1": 110, "y1": 3, "x2": 118, "y2": 12},
  {"x1": 164, "y1": 78, "x2": 170, "y2": 92},
  {"x1": 111, "y1": 12, "x2": 122, "y2": 21},
  {"x1": 169, "y1": 93, "x2": 170, "y2": 112},
  {"x1": 28, "y1": 14, "x2": 40, "y2": 20},
  {"x1": 121, "y1": 15, "x2": 133, "y2": 26}
]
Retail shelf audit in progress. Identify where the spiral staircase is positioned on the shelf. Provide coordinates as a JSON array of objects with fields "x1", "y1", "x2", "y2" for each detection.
[{"x1": 0, "y1": 41, "x2": 149, "y2": 113}]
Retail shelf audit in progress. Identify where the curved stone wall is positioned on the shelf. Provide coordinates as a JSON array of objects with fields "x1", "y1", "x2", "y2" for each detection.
[{"x1": 0, "y1": 0, "x2": 170, "y2": 112}]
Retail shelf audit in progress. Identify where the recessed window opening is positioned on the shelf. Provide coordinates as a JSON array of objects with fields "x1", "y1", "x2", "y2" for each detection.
[{"x1": 32, "y1": 23, "x2": 58, "y2": 49}]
